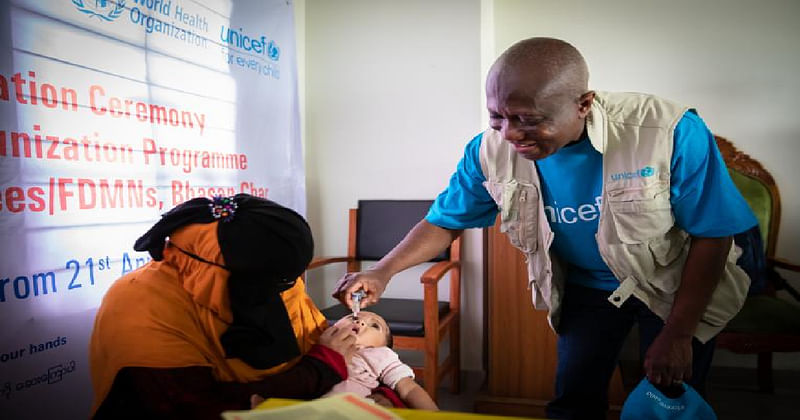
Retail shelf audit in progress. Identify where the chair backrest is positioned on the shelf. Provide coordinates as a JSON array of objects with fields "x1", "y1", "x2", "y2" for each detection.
[
  {"x1": 353, "y1": 200, "x2": 450, "y2": 262},
  {"x1": 715, "y1": 135, "x2": 782, "y2": 258}
]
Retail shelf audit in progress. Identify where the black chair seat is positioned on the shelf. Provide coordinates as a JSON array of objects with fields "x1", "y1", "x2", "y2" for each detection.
[{"x1": 321, "y1": 298, "x2": 450, "y2": 337}]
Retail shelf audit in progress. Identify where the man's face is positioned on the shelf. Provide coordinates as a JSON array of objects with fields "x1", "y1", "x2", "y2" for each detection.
[
  {"x1": 485, "y1": 66, "x2": 591, "y2": 160},
  {"x1": 333, "y1": 311, "x2": 389, "y2": 348}
]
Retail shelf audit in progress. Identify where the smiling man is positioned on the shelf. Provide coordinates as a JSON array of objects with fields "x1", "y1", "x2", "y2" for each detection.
[{"x1": 332, "y1": 37, "x2": 758, "y2": 419}]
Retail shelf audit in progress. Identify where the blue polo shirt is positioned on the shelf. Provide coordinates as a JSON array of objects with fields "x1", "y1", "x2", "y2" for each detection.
[{"x1": 426, "y1": 112, "x2": 757, "y2": 290}]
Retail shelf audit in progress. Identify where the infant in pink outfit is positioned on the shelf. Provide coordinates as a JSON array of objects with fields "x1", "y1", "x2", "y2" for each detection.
[
  {"x1": 326, "y1": 346, "x2": 413, "y2": 396},
  {"x1": 324, "y1": 311, "x2": 437, "y2": 410}
]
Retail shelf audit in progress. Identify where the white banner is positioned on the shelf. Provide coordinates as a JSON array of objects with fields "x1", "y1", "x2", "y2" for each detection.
[{"x1": 0, "y1": 1, "x2": 303, "y2": 418}]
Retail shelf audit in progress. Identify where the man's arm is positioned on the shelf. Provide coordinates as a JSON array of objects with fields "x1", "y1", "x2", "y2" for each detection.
[
  {"x1": 332, "y1": 220, "x2": 462, "y2": 308},
  {"x1": 647, "y1": 112, "x2": 757, "y2": 386},
  {"x1": 644, "y1": 235, "x2": 732, "y2": 385},
  {"x1": 333, "y1": 133, "x2": 495, "y2": 309}
]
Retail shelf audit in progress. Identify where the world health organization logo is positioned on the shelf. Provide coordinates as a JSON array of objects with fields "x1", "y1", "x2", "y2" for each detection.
[{"x1": 72, "y1": 0, "x2": 126, "y2": 22}]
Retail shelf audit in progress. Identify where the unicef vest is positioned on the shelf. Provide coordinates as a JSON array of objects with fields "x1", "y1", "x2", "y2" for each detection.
[{"x1": 479, "y1": 91, "x2": 749, "y2": 342}]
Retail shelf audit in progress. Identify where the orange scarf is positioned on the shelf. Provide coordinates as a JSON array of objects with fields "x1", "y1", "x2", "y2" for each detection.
[{"x1": 89, "y1": 222, "x2": 327, "y2": 414}]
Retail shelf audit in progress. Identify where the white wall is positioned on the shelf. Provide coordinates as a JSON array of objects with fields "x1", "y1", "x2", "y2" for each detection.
[
  {"x1": 302, "y1": 0, "x2": 484, "y2": 371},
  {"x1": 491, "y1": 0, "x2": 800, "y2": 369}
]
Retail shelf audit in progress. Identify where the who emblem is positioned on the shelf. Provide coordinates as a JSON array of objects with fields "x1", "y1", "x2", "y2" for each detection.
[{"x1": 72, "y1": 0, "x2": 126, "y2": 22}]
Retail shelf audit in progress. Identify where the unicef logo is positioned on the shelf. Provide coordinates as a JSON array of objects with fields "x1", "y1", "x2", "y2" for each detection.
[
  {"x1": 72, "y1": 0, "x2": 126, "y2": 22},
  {"x1": 639, "y1": 166, "x2": 655, "y2": 177},
  {"x1": 267, "y1": 40, "x2": 280, "y2": 61}
]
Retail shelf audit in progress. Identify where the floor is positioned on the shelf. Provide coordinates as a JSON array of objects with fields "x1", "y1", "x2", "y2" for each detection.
[
  {"x1": 435, "y1": 368, "x2": 800, "y2": 419},
  {"x1": 706, "y1": 367, "x2": 800, "y2": 420}
]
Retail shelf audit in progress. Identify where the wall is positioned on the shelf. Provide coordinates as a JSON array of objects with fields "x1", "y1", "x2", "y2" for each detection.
[
  {"x1": 302, "y1": 0, "x2": 484, "y2": 370},
  {"x1": 491, "y1": 0, "x2": 800, "y2": 369}
]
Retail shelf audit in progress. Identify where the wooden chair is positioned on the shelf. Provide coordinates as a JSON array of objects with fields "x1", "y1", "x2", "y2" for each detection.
[
  {"x1": 714, "y1": 135, "x2": 800, "y2": 393},
  {"x1": 307, "y1": 200, "x2": 461, "y2": 402}
]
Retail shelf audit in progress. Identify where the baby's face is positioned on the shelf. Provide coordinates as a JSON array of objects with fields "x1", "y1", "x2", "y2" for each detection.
[{"x1": 333, "y1": 311, "x2": 389, "y2": 348}]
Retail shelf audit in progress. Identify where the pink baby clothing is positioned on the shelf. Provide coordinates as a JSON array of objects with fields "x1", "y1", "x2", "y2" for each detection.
[{"x1": 324, "y1": 346, "x2": 415, "y2": 397}]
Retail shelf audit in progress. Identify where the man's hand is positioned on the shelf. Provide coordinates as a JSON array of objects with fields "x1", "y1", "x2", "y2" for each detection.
[
  {"x1": 332, "y1": 270, "x2": 390, "y2": 310},
  {"x1": 644, "y1": 328, "x2": 693, "y2": 386},
  {"x1": 331, "y1": 221, "x2": 461, "y2": 311},
  {"x1": 318, "y1": 326, "x2": 357, "y2": 362}
]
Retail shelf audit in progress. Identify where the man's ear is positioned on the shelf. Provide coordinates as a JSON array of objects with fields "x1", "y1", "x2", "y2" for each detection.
[{"x1": 578, "y1": 91, "x2": 595, "y2": 118}]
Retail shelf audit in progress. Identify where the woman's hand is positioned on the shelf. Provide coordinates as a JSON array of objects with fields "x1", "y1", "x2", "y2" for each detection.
[{"x1": 318, "y1": 325, "x2": 357, "y2": 361}]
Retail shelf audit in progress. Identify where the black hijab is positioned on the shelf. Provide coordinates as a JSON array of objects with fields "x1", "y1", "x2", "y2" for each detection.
[{"x1": 134, "y1": 194, "x2": 314, "y2": 369}]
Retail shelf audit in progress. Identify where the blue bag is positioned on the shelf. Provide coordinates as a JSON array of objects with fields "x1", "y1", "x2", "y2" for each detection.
[{"x1": 621, "y1": 378, "x2": 717, "y2": 420}]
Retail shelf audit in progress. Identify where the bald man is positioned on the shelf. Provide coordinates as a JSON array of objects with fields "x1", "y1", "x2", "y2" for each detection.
[{"x1": 333, "y1": 38, "x2": 757, "y2": 419}]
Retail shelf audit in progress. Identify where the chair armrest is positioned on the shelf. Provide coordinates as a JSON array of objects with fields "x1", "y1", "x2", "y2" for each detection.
[
  {"x1": 769, "y1": 256, "x2": 800, "y2": 272},
  {"x1": 420, "y1": 260, "x2": 460, "y2": 285},
  {"x1": 307, "y1": 256, "x2": 355, "y2": 270}
]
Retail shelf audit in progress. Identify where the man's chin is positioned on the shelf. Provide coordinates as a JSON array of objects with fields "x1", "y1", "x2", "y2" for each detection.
[{"x1": 518, "y1": 150, "x2": 549, "y2": 161}]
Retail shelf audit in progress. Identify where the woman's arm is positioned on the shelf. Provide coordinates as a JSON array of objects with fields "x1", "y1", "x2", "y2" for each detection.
[
  {"x1": 394, "y1": 377, "x2": 438, "y2": 411},
  {"x1": 94, "y1": 345, "x2": 346, "y2": 420}
]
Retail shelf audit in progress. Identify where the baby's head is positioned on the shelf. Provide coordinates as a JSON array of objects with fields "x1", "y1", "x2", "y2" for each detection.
[{"x1": 333, "y1": 311, "x2": 392, "y2": 349}]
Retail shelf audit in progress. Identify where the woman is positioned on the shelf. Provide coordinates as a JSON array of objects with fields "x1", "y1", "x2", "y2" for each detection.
[{"x1": 90, "y1": 194, "x2": 356, "y2": 419}]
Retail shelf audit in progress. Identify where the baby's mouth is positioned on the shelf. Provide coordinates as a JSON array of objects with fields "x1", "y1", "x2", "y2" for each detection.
[{"x1": 351, "y1": 326, "x2": 360, "y2": 334}]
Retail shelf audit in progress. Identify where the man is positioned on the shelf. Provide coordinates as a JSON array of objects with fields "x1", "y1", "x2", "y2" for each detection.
[{"x1": 334, "y1": 37, "x2": 758, "y2": 419}]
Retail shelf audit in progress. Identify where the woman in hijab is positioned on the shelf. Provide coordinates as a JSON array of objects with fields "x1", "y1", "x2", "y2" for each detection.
[{"x1": 89, "y1": 194, "x2": 355, "y2": 419}]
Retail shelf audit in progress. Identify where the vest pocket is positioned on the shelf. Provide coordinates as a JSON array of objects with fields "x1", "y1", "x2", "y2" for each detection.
[
  {"x1": 701, "y1": 248, "x2": 750, "y2": 327},
  {"x1": 701, "y1": 276, "x2": 748, "y2": 327},
  {"x1": 648, "y1": 229, "x2": 688, "y2": 266},
  {"x1": 607, "y1": 183, "x2": 674, "y2": 244},
  {"x1": 484, "y1": 180, "x2": 539, "y2": 254}
]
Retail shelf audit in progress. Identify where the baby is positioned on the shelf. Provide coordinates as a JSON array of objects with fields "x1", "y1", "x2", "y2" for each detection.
[{"x1": 324, "y1": 311, "x2": 438, "y2": 410}]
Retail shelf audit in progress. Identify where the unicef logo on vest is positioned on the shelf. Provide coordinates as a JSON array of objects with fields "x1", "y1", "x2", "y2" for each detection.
[
  {"x1": 72, "y1": 0, "x2": 126, "y2": 22},
  {"x1": 610, "y1": 165, "x2": 657, "y2": 181}
]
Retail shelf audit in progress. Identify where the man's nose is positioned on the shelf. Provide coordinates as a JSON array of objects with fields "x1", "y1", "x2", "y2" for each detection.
[{"x1": 501, "y1": 121, "x2": 524, "y2": 142}]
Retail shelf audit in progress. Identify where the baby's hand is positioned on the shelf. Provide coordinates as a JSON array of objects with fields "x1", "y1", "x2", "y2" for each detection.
[
  {"x1": 250, "y1": 394, "x2": 265, "y2": 408},
  {"x1": 319, "y1": 326, "x2": 357, "y2": 361},
  {"x1": 367, "y1": 392, "x2": 393, "y2": 408}
]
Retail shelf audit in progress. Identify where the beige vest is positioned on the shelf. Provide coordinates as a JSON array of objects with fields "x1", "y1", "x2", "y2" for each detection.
[{"x1": 479, "y1": 91, "x2": 749, "y2": 343}]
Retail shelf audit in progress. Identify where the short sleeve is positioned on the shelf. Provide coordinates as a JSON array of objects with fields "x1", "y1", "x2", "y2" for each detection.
[
  {"x1": 364, "y1": 347, "x2": 414, "y2": 390},
  {"x1": 670, "y1": 112, "x2": 758, "y2": 237},
  {"x1": 425, "y1": 133, "x2": 498, "y2": 229}
]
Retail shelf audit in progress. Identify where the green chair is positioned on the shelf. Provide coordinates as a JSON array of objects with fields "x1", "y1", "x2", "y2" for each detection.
[{"x1": 714, "y1": 135, "x2": 800, "y2": 393}]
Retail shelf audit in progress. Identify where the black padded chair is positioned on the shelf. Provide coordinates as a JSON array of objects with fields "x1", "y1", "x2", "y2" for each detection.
[{"x1": 307, "y1": 200, "x2": 461, "y2": 402}]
